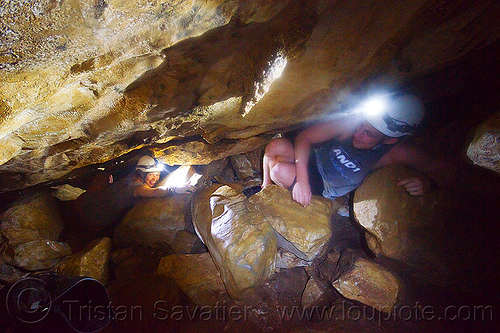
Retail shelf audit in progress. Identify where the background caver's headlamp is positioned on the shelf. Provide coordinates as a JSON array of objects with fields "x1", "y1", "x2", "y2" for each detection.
[
  {"x1": 135, "y1": 156, "x2": 164, "y2": 173},
  {"x1": 136, "y1": 161, "x2": 164, "y2": 172}
]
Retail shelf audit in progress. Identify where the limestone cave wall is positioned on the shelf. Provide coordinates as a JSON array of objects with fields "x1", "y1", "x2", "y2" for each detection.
[{"x1": 1, "y1": 0, "x2": 499, "y2": 192}]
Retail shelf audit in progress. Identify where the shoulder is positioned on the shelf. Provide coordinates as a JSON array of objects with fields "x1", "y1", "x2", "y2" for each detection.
[
  {"x1": 298, "y1": 114, "x2": 362, "y2": 143},
  {"x1": 133, "y1": 184, "x2": 153, "y2": 197},
  {"x1": 387, "y1": 141, "x2": 424, "y2": 161},
  {"x1": 375, "y1": 141, "x2": 425, "y2": 168}
]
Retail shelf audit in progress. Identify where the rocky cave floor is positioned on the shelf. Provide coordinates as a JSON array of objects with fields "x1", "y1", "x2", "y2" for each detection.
[{"x1": 0, "y1": 159, "x2": 499, "y2": 333}]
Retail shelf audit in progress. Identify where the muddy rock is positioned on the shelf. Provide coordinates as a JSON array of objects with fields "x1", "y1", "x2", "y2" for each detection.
[
  {"x1": 10, "y1": 239, "x2": 72, "y2": 271},
  {"x1": 229, "y1": 154, "x2": 254, "y2": 180},
  {"x1": 51, "y1": 184, "x2": 87, "y2": 201},
  {"x1": 0, "y1": 0, "x2": 497, "y2": 192},
  {"x1": 301, "y1": 275, "x2": 338, "y2": 309},
  {"x1": 157, "y1": 252, "x2": 230, "y2": 306},
  {"x1": 0, "y1": 193, "x2": 65, "y2": 246},
  {"x1": 0, "y1": 254, "x2": 26, "y2": 284},
  {"x1": 113, "y1": 194, "x2": 191, "y2": 249},
  {"x1": 55, "y1": 237, "x2": 112, "y2": 284},
  {"x1": 153, "y1": 137, "x2": 270, "y2": 166},
  {"x1": 353, "y1": 165, "x2": 446, "y2": 261},
  {"x1": 230, "y1": 267, "x2": 308, "y2": 331},
  {"x1": 276, "y1": 248, "x2": 311, "y2": 269},
  {"x1": 467, "y1": 112, "x2": 500, "y2": 174},
  {"x1": 192, "y1": 185, "x2": 277, "y2": 300},
  {"x1": 331, "y1": 251, "x2": 400, "y2": 313},
  {"x1": 170, "y1": 230, "x2": 206, "y2": 254},
  {"x1": 249, "y1": 185, "x2": 333, "y2": 261}
]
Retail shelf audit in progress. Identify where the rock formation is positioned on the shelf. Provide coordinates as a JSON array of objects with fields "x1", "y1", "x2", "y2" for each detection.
[
  {"x1": 192, "y1": 185, "x2": 277, "y2": 299},
  {"x1": 113, "y1": 194, "x2": 191, "y2": 249},
  {"x1": 0, "y1": 0, "x2": 498, "y2": 191},
  {"x1": 249, "y1": 185, "x2": 333, "y2": 261},
  {"x1": 467, "y1": 112, "x2": 500, "y2": 174},
  {"x1": 0, "y1": 1, "x2": 498, "y2": 332}
]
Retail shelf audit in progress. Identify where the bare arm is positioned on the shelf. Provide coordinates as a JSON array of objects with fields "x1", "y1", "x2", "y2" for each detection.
[
  {"x1": 134, "y1": 184, "x2": 195, "y2": 198},
  {"x1": 375, "y1": 142, "x2": 457, "y2": 195},
  {"x1": 293, "y1": 116, "x2": 360, "y2": 206},
  {"x1": 134, "y1": 185, "x2": 171, "y2": 198}
]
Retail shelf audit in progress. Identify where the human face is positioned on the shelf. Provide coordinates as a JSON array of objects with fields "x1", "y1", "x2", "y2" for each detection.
[
  {"x1": 352, "y1": 121, "x2": 385, "y2": 149},
  {"x1": 144, "y1": 172, "x2": 161, "y2": 188}
]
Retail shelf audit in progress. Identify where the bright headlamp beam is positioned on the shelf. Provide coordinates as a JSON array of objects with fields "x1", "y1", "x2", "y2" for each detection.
[{"x1": 361, "y1": 96, "x2": 387, "y2": 116}]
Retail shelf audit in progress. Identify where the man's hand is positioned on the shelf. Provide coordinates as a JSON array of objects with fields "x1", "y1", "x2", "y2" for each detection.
[
  {"x1": 292, "y1": 181, "x2": 312, "y2": 207},
  {"x1": 396, "y1": 176, "x2": 432, "y2": 196}
]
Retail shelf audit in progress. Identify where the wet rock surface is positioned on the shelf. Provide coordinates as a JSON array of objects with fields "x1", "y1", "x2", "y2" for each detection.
[
  {"x1": 467, "y1": 112, "x2": 500, "y2": 174},
  {"x1": 55, "y1": 237, "x2": 112, "y2": 284},
  {"x1": 0, "y1": 170, "x2": 497, "y2": 333},
  {"x1": 192, "y1": 185, "x2": 277, "y2": 299},
  {"x1": 0, "y1": 193, "x2": 71, "y2": 272},
  {"x1": 0, "y1": 193, "x2": 65, "y2": 245},
  {"x1": 1, "y1": 1, "x2": 499, "y2": 191},
  {"x1": 249, "y1": 185, "x2": 333, "y2": 261},
  {"x1": 113, "y1": 194, "x2": 191, "y2": 249},
  {"x1": 350, "y1": 164, "x2": 469, "y2": 289},
  {"x1": 0, "y1": 1, "x2": 499, "y2": 331},
  {"x1": 157, "y1": 252, "x2": 230, "y2": 307},
  {"x1": 9, "y1": 239, "x2": 72, "y2": 271},
  {"x1": 331, "y1": 251, "x2": 401, "y2": 313},
  {"x1": 353, "y1": 165, "x2": 446, "y2": 261}
]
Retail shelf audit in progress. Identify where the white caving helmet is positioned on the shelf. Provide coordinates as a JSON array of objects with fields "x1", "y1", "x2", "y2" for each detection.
[
  {"x1": 135, "y1": 155, "x2": 164, "y2": 173},
  {"x1": 363, "y1": 93, "x2": 425, "y2": 137}
]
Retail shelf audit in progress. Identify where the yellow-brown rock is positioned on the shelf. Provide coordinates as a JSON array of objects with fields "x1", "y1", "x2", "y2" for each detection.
[
  {"x1": 249, "y1": 185, "x2": 333, "y2": 261},
  {"x1": 170, "y1": 230, "x2": 204, "y2": 254},
  {"x1": 51, "y1": 184, "x2": 87, "y2": 201},
  {"x1": 1, "y1": 1, "x2": 497, "y2": 192},
  {"x1": 10, "y1": 240, "x2": 72, "y2": 271},
  {"x1": 230, "y1": 154, "x2": 254, "y2": 180},
  {"x1": 276, "y1": 249, "x2": 310, "y2": 269},
  {"x1": 191, "y1": 185, "x2": 277, "y2": 299},
  {"x1": 0, "y1": 193, "x2": 65, "y2": 246},
  {"x1": 467, "y1": 112, "x2": 500, "y2": 174},
  {"x1": 332, "y1": 256, "x2": 400, "y2": 313},
  {"x1": 55, "y1": 237, "x2": 112, "y2": 284},
  {"x1": 301, "y1": 276, "x2": 336, "y2": 309},
  {"x1": 152, "y1": 137, "x2": 269, "y2": 165},
  {"x1": 157, "y1": 252, "x2": 229, "y2": 306},
  {"x1": 0, "y1": 254, "x2": 26, "y2": 284},
  {"x1": 113, "y1": 194, "x2": 191, "y2": 249},
  {"x1": 352, "y1": 165, "x2": 444, "y2": 261}
]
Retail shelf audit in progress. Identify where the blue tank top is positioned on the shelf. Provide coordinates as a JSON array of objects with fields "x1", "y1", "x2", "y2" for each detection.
[{"x1": 314, "y1": 138, "x2": 393, "y2": 199}]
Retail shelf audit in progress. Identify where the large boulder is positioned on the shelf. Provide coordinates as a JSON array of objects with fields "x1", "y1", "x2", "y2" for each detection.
[
  {"x1": 10, "y1": 239, "x2": 72, "y2": 270},
  {"x1": 0, "y1": 193, "x2": 71, "y2": 271},
  {"x1": 0, "y1": 193, "x2": 65, "y2": 246},
  {"x1": 51, "y1": 184, "x2": 87, "y2": 201},
  {"x1": 352, "y1": 165, "x2": 445, "y2": 262},
  {"x1": 157, "y1": 252, "x2": 230, "y2": 306},
  {"x1": 113, "y1": 194, "x2": 191, "y2": 249},
  {"x1": 170, "y1": 230, "x2": 206, "y2": 254},
  {"x1": 467, "y1": 112, "x2": 500, "y2": 174},
  {"x1": 249, "y1": 185, "x2": 333, "y2": 261},
  {"x1": 331, "y1": 251, "x2": 401, "y2": 313},
  {"x1": 55, "y1": 237, "x2": 112, "y2": 284},
  {"x1": 191, "y1": 185, "x2": 277, "y2": 299},
  {"x1": 301, "y1": 275, "x2": 337, "y2": 309},
  {"x1": 0, "y1": 253, "x2": 26, "y2": 284}
]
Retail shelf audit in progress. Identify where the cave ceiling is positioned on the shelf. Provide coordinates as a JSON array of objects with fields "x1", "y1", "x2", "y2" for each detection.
[{"x1": 0, "y1": 0, "x2": 498, "y2": 192}]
